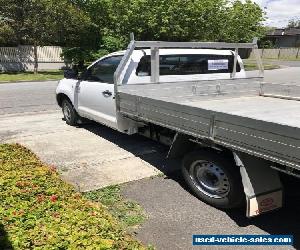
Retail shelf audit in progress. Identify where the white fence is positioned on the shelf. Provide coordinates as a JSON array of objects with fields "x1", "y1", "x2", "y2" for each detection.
[
  {"x1": 249, "y1": 48, "x2": 300, "y2": 60},
  {"x1": 0, "y1": 46, "x2": 65, "y2": 71},
  {"x1": 0, "y1": 46, "x2": 64, "y2": 63}
]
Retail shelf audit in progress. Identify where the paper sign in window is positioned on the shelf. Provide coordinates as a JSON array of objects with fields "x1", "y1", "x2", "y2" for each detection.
[{"x1": 208, "y1": 59, "x2": 229, "y2": 70}]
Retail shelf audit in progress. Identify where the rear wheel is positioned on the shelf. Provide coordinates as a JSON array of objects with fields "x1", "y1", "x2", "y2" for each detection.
[
  {"x1": 182, "y1": 149, "x2": 244, "y2": 209},
  {"x1": 62, "y1": 99, "x2": 79, "y2": 126}
]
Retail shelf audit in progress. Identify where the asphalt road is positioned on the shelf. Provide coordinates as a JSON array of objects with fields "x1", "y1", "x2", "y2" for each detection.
[
  {"x1": 1, "y1": 67, "x2": 300, "y2": 250},
  {"x1": 264, "y1": 59, "x2": 300, "y2": 68},
  {"x1": 0, "y1": 80, "x2": 59, "y2": 115},
  {"x1": 123, "y1": 173, "x2": 300, "y2": 250},
  {"x1": 264, "y1": 67, "x2": 300, "y2": 84}
]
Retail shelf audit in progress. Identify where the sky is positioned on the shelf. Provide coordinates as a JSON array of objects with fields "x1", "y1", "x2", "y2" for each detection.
[{"x1": 252, "y1": 0, "x2": 300, "y2": 27}]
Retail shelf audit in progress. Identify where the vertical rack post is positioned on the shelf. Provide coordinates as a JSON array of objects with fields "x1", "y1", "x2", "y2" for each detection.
[
  {"x1": 130, "y1": 33, "x2": 135, "y2": 41},
  {"x1": 252, "y1": 37, "x2": 264, "y2": 77},
  {"x1": 150, "y1": 47, "x2": 160, "y2": 83},
  {"x1": 113, "y1": 34, "x2": 136, "y2": 112},
  {"x1": 232, "y1": 47, "x2": 238, "y2": 78}
]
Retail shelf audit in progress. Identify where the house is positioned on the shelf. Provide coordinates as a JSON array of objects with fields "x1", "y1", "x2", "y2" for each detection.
[{"x1": 265, "y1": 28, "x2": 300, "y2": 47}]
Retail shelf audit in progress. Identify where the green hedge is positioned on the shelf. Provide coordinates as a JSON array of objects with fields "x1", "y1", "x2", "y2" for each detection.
[{"x1": 0, "y1": 144, "x2": 143, "y2": 249}]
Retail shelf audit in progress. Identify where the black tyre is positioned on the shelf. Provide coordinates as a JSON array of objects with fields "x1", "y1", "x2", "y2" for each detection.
[
  {"x1": 62, "y1": 99, "x2": 79, "y2": 126},
  {"x1": 182, "y1": 149, "x2": 244, "y2": 209}
]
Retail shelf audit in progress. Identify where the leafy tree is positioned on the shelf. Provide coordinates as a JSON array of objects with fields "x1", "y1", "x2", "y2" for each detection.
[
  {"x1": 81, "y1": 0, "x2": 265, "y2": 53},
  {"x1": 287, "y1": 19, "x2": 300, "y2": 29},
  {"x1": 219, "y1": 0, "x2": 265, "y2": 42},
  {"x1": 0, "y1": 0, "x2": 99, "y2": 73},
  {"x1": 0, "y1": 0, "x2": 265, "y2": 71},
  {"x1": 0, "y1": 21, "x2": 16, "y2": 46}
]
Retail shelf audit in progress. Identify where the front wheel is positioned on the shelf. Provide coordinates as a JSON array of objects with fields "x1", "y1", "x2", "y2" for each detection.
[
  {"x1": 62, "y1": 99, "x2": 79, "y2": 126},
  {"x1": 182, "y1": 150, "x2": 244, "y2": 209}
]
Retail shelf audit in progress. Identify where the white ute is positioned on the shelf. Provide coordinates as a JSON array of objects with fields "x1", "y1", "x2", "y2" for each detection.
[{"x1": 56, "y1": 37, "x2": 300, "y2": 217}]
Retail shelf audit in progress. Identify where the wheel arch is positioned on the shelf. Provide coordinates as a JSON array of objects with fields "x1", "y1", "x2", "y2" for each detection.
[
  {"x1": 168, "y1": 132, "x2": 234, "y2": 161},
  {"x1": 56, "y1": 93, "x2": 72, "y2": 108}
]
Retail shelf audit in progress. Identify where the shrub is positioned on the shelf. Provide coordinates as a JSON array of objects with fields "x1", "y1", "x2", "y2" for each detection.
[{"x1": 0, "y1": 144, "x2": 143, "y2": 249}]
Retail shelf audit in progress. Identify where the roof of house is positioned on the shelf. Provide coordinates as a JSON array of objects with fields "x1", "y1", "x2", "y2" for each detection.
[{"x1": 267, "y1": 28, "x2": 300, "y2": 36}]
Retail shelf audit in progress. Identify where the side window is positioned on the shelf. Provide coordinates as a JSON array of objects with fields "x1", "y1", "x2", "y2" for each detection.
[
  {"x1": 85, "y1": 56, "x2": 123, "y2": 83},
  {"x1": 136, "y1": 54, "x2": 241, "y2": 76}
]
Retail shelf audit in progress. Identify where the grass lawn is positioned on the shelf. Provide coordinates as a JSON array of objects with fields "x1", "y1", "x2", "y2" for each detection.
[
  {"x1": 0, "y1": 70, "x2": 63, "y2": 83},
  {"x1": 244, "y1": 62, "x2": 281, "y2": 71},
  {"x1": 263, "y1": 58, "x2": 300, "y2": 61},
  {"x1": 85, "y1": 186, "x2": 146, "y2": 230},
  {"x1": 0, "y1": 144, "x2": 144, "y2": 249}
]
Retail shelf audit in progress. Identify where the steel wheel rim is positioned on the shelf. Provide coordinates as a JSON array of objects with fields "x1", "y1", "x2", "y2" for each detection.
[
  {"x1": 189, "y1": 160, "x2": 230, "y2": 198},
  {"x1": 63, "y1": 102, "x2": 71, "y2": 122}
]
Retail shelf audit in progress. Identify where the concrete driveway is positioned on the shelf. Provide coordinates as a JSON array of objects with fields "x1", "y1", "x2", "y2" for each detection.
[
  {"x1": 1, "y1": 67, "x2": 300, "y2": 249},
  {"x1": 0, "y1": 81, "x2": 168, "y2": 191}
]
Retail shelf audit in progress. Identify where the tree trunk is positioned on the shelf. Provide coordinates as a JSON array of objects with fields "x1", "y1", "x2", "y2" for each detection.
[{"x1": 33, "y1": 45, "x2": 38, "y2": 74}]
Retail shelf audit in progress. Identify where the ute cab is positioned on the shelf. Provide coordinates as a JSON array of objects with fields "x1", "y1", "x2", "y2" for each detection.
[{"x1": 56, "y1": 49, "x2": 245, "y2": 129}]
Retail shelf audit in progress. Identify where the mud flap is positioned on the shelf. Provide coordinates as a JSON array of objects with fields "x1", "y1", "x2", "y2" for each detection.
[{"x1": 233, "y1": 152, "x2": 283, "y2": 217}]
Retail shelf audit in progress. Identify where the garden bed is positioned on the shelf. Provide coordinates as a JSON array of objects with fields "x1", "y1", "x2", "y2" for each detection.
[{"x1": 0, "y1": 144, "x2": 143, "y2": 249}]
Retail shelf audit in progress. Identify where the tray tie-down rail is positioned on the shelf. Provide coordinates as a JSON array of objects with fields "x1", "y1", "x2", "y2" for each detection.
[{"x1": 260, "y1": 82, "x2": 300, "y2": 101}]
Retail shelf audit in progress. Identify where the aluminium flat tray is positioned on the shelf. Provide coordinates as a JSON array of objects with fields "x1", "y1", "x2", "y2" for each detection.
[{"x1": 117, "y1": 79, "x2": 300, "y2": 170}]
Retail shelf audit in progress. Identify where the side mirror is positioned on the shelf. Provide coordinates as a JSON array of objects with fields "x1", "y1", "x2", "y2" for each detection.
[{"x1": 64, "y1": 69, "x2": 78, "y2": 79}]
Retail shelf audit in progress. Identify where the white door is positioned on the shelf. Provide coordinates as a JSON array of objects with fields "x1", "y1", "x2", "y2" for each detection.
[{"x1": 76, "y1": 56, "x2": 123, "y2": 129}]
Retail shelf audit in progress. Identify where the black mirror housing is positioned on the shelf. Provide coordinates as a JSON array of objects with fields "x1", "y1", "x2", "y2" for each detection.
[{"x1": 64, "y1": 69, "x2": 78, "y2": 79}]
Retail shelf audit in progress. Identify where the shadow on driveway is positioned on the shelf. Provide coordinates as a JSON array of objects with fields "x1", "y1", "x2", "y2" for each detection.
[{"x1": 82, "y1": 122, "x2": 181, "y2": 176}]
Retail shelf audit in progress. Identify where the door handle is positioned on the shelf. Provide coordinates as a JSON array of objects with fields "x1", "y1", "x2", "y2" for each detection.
[{"x1": 102, "y1": 90, "x2": 112, "y2": 97}]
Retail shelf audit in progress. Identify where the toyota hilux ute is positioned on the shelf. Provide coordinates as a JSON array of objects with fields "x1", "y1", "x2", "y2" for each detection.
[{"x1": 56, "y1": 37, "x2": 300, "y2": 217}]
